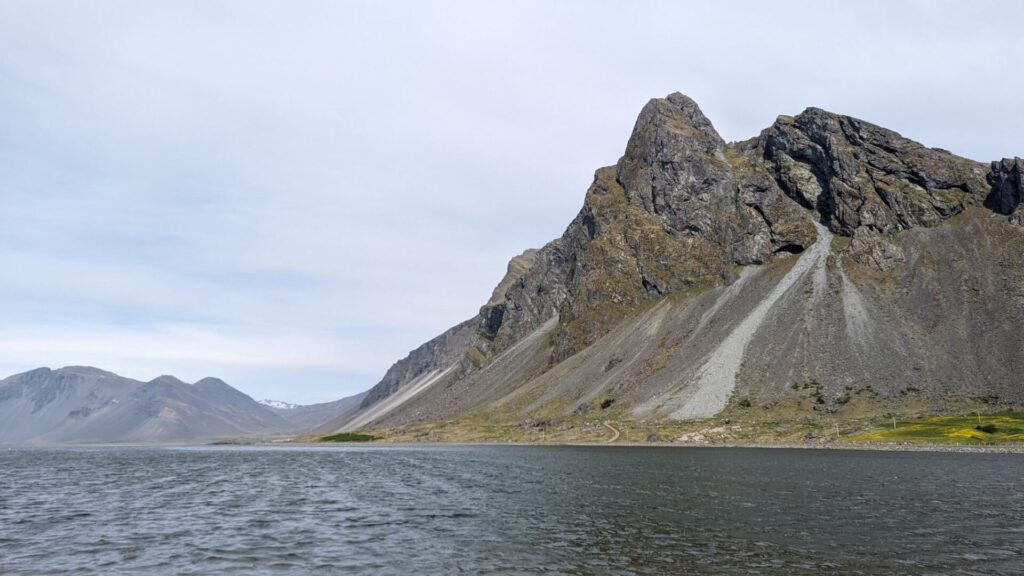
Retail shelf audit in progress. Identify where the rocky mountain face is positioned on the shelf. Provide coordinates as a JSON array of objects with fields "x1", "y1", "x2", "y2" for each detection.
[
  {"x1": 0, "y1": 367, "x2": 350, "y2": 443},
  {"x1": 330, "y1": 93, "x2": 1023, "y2": 433}
]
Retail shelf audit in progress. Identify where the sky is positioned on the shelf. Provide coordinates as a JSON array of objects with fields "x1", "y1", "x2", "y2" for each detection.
[{"x1": 1, "y1": 0, "x2": 1021, "y2": 404}]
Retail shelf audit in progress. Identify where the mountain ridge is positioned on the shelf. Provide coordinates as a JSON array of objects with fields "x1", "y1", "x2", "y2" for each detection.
[{"x1": 0, "y1": 366, "x2": 359, "y2": 443}]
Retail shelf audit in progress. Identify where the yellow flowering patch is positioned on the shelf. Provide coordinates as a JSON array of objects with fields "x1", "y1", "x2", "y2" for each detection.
[
  {"x1": 851, "y1": 411, "x2": 1024, "y2": 444},
  {"x1": 946, "y1": 427, "x2": 988, "y2": 440}
]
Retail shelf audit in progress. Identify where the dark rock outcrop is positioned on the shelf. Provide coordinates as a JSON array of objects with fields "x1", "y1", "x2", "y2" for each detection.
[
  {"x1": 987, "y1": 158, "x2": 1024, "y2": 223},
  {"x1": 763, "y1": 108, "x2": 990, "y2": 235}
]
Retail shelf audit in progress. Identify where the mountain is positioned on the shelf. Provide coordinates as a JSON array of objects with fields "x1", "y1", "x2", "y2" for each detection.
[
  {"x1": 260, "y1": 399, "x2": 300, "y2": 410},
  {"x1": 326, "y1": 92, "x2": 1024, "y2": 437},
  {"x1": 264, "y1": 393, "x2": 367, "y2": 432},
  {"x1": 0, "y1": 367, "x2": 312, "y2": 443}
]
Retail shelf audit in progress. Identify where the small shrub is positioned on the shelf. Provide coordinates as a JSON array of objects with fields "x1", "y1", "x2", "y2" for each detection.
[
  {"x1": 466, "y1": 346, "x2": 487, "y2": 368},
  {"x1": 600, "y1": 398, "x2": 615, "y2": 410},
  {"x1": 738, "y1": 397, "x2": 752, "y2": 408}
]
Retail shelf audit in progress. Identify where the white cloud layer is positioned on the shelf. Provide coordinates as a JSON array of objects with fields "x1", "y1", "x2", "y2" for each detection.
[{"x1": 1, "y1": 0, "x2": 1021, "y2": 403}]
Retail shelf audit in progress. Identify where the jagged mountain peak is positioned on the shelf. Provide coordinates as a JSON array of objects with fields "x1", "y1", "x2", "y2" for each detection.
[
  {"x1": 762, "y1": 103, "x2": 990, "y2": 241},
  {"x1": 628, "y1": 92, "x2": 725, "y2": 151}
]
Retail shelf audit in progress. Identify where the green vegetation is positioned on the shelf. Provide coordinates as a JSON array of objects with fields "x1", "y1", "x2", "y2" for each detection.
[
  {"x1": 359, "y1": 408, "x2": 1024, "y2": 446},
  {"x1": 320, "y1": 432, "x2": 379, "y2": 442},
  {"x1": 340, "y1": 383, "x2": 1024, "y2": 447},
  {"x1": 852, "y1": 411, "x2": 1024, "y2": 444},
  {"x1": 465, "y1": 345, "x2": 487, "y2": 368},
  {"x1": 829, "y1": 235, "x2": 851, "y2": 254}
]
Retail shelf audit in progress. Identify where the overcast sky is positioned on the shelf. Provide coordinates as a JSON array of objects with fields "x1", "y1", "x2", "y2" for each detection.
[{"x1": 1, "y1": 0, "x2": 1021, "y2": 403}]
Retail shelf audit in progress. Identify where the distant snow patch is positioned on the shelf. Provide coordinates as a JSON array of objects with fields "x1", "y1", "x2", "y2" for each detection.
[{"x1": 259, "y1": 399, "x2": 300, "y2": 410}]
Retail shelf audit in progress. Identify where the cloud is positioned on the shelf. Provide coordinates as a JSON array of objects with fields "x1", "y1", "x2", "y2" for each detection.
[{"x1": 1, "y1": 0, "x2": 1022, "y2": 402}]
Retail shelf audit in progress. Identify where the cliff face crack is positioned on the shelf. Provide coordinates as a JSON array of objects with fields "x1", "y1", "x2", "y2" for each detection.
[{"x1": 671, "y1": 221, "x2": 834, "y2": 420}]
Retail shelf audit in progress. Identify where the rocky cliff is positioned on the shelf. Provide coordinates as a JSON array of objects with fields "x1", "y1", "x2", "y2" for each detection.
[{"x1": 334, "y1": 93, "x2": 1023, "y2": 434}]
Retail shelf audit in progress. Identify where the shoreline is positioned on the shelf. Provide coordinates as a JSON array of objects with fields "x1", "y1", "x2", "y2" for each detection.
[
  {"x1": 311, "y1": 440, "x2": 1024, "y2": 454},
  {"x1": 6, "y1": 439, "x2": 1024, "y2": 454}
]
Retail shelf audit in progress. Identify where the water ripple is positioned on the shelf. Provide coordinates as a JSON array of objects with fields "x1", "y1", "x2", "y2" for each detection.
[{"x1": 1, "y1": 446, "x2": 1022, "y2": 574}]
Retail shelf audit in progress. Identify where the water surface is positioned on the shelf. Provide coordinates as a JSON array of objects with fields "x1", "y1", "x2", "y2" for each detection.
[{"x1": 1, "y1": 445, "x2": 1022, "y2": 574}]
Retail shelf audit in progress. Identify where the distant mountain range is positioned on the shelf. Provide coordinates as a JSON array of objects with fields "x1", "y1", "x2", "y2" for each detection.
[{"x1": 0, "y1": 366, "x2": 360, "y2": 443}]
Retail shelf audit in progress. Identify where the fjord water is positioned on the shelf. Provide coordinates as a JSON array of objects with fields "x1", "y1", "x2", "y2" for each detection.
[{"x1": 1, "y1": 446, "x2": 1022, "y2": 575}]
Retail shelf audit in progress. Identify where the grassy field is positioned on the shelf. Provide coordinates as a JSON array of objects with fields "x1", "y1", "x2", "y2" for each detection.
[{"x1": 852, "y1": 411, "x2": 1024, "y2": 444}]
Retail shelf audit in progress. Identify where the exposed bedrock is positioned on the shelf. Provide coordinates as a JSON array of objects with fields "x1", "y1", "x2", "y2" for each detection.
[
  {"x1": 763, "y1": 107, "x2": 990, "y2": 235},
  {"x1": 987, "y1": 157, "x2": 1024, "y2": 224}
]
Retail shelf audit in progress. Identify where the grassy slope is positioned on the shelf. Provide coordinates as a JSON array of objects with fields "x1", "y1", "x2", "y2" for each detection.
[{"x1": 346, "y1": 393, "x2": 1024, "y2": 446}]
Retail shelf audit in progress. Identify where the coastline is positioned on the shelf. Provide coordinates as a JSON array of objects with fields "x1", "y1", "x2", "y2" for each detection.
[
  {"x1": 6, "y1": 438, "x2": 1024, "y2": 454},
  {"x1": 310, "y1": 440, "x2": 1024, "y2": 454}
]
